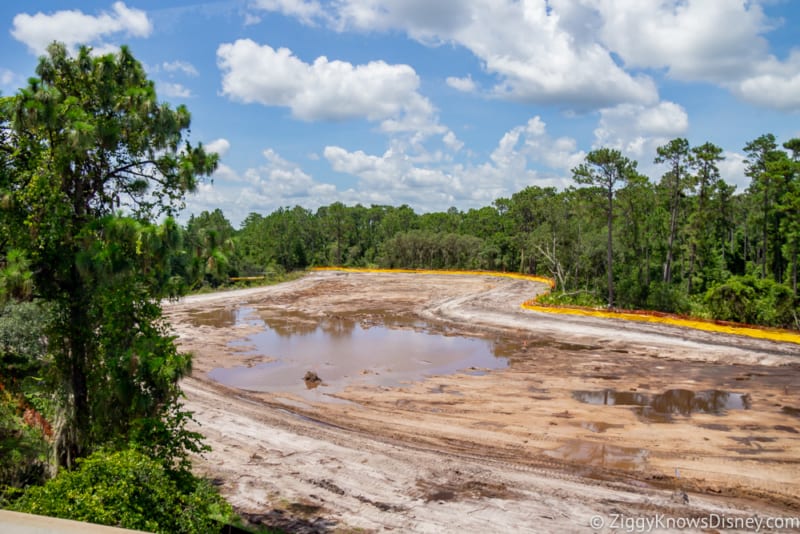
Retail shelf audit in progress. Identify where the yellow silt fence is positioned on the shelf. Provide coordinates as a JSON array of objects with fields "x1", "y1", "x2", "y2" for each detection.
[
  {"x1": 311, "y1": 267, "x2": 800, "y2": 345},
  {"x1": 312, "y1": 265, "x2": 555, "y2": 286}
]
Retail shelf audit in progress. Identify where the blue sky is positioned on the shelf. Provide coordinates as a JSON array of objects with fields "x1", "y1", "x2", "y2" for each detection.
[{"x1": 2, "y1": 1, "x2": 799, "y2": 226}]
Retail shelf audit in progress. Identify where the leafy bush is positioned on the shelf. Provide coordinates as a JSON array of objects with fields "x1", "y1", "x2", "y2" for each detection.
[
  {"x1": 537, "y1": 290, "x2": 605, "y2": 308},
  {"x1": 127, "y1": 402, "x2": 209, "y2": 474},
  {"x1": 645, "y1": 281, "x2": 691, "y2": 314},
  {"x1": 0, "y1": 302, "x2": 53, "y2": 497},
  {"x1": 9, "y1": 448, "x2": 233, "y2": 533},
  {"x1": 0, "y1": 389, "x2": 49, "y2": 500},
  {"x1": 705, "y1": 275, "x2": 798, "y2": 327},
  {"x1": 0, "y1": 301, "x2": 52, "y2": 382}
]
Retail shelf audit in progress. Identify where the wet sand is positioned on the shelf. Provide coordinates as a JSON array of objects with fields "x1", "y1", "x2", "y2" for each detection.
[{"x1": 165, "y1": 271, "x2": 800, "y2": 532}]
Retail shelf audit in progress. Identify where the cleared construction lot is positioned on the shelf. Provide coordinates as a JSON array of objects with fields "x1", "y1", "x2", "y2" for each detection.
[{"x1": 165, "y1": 270, "x2": 800, "y2": 532}]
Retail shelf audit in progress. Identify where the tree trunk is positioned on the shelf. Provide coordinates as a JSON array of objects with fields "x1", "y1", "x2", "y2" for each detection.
[
  {"x1": 793, "y1": 241, "x2": 798, "y2": 296},
  {"x1": 606, "y1": 188, "x2": 614, "y2": 307},
  {"x1": 67, "y1": 332, "x2": 88, "y2": 467},
  {"x1": 57, "y1": 291, "x2": 90, "y2": 469},
  {"x1": 663, "y1": 192, "x2": 679, "y2": 284},
  {"x1": 687, "y1": 242, "x2": 696, "y2": 294},
  {"x1": 762, "y1": 187, "x2": 768, "y2": 279}
]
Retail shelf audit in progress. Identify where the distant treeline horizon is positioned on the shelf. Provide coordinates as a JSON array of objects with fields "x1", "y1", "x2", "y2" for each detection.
[{"x1": 181, "y1": 134, "x2": 800, "y2": 329}]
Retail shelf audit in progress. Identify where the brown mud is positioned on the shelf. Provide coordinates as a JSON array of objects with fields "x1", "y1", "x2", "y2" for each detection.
[{"x1": 165, "y1": 271, "x2": 800, "y2": 532}]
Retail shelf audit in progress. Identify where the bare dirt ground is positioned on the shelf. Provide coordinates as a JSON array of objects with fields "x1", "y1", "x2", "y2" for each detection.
[{"x1": 164, "y1": 271, "x2": 800, "y2": 533}]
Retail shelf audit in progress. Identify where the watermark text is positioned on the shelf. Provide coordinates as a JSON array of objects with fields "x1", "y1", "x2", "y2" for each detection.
[{"x1": 589, "y1": 513, "x2": 800, "y2": 532}]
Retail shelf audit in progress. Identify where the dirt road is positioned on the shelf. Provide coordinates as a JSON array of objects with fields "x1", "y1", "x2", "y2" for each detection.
[{"x1": 165, "y1": 271, "x2": 800, "y2": 533}]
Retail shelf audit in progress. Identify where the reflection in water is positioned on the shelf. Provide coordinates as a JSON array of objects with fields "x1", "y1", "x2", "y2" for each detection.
[
  {"x1": 572, "y1": 388, "x2": 751, "y2": 422},
  {"x1": 187, "y1": 308, "x2": 238, "y2": 328},
  {"x1": 650, "y1": 389, "x2": 750, "y2": 414},
  {"x1": 209, "y1": 309, "x2": 509, "y2": 401},
  {"x1": 580, "y1": 421, "x2": 624, "y2": 433},
  {"x1": 188, "y1": 307, "x2": 263, "y2": 329},
  {"x1": 544, "y1": 440, "x2": 648, "y2": 470},
  {"x1": 571, "y1": 390, "x2": 649, "y2": 407},
  {"x1": 264, "y1": 315, "x2": 322, "y2": 337}
]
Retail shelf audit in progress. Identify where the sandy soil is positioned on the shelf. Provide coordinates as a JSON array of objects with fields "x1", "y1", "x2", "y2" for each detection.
[{"x1": 164, "y1": 271, "x2": 800, "y2": 533}]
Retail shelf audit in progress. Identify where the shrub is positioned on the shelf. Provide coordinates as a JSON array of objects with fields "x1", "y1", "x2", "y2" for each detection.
[
  {"x1": 645, "y1": 281, "x2": 691, "y2": 314},
  {"x1": 0, "y1": 390, "x2": 49, "y2": 501},
  {"x1": 537, "y1": 290, "x2": 605, "y2": 308},
  {"x1": 9, "y1": 448, "x2": 233, "y2": 533},
  {"x1": 0, "y1": 301, "x2": 52, "y2": 381},
  {"x1": 705, "y1": 275, "x2": 798, "y2": 328}
]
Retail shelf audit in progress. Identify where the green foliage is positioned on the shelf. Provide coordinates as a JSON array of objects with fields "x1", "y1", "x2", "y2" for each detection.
[
  {"x1": 235, "y1": 207, "x2": 317, "y2": 274},
  {"x1": 9, "y1": 448, "x2": 233, "y2": 534},
  {"x1": 128, "y1": 401, "x2": 209, "y2": 474},
  {"x1": 184, "y1": 209, "x2": 236, "y2": 288},
  {"x1": 573, "y1": 148, "x2": 640, "y2": 307},
  {"x1": 0, "y1": 301, "x2": 53, "y2": 497},
  {"x1": 0, "y1": 250, "x2": 33, "y2": 304},
  {"x1": 537, "y1": 291, "x2": 605, "y2": 308},
  {"x1": 0, "y1": 389, "x2": 49, "y2": 500},
  {"x1": 0, "y1": 42, "x2": 217, "y2": 467},
  {"x1": 644, "y1": 281, "x2": 691, "y2": 315},
  {"x1": 380, "y1": 230, "x2": 484, "y2": 269},
  {"x1": 0, "y1": 301, "x2": 52, "y2": 382},
  {"x1": 705, "y1": 276, "x2": 798, "y2": 327}
]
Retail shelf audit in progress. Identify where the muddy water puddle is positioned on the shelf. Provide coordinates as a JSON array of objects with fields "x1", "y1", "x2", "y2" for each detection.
[
  {"x1": 573, "y1": 388, "x2": 751, "y2": 422},
  {"x1": 580, "y1": 421, "x2": 625, "y2": 433},
  {"x1": 209, "y1": 308, "x2": 510, "y2": 401},
  {"x1": 544, "y1": 440, "x2": 649, "y2": 470},
  {"x1": 188, "y1": 307, "x2": 238, "y2": 327}
]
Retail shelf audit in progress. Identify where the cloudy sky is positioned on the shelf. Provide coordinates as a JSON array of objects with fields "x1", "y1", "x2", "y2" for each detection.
[{"x1": 2, "y1": 1, "x2": 799, "y2": 225}]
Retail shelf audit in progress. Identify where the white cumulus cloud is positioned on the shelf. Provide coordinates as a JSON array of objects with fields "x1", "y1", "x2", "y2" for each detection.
[
  {"x1": 719, "y1": 151, "x2": 748, "y2": 192},
  {"x1": 323, "y1": 115, "x2": 581, "y2": 209},
  {"x1": 243, "y1": 13, "x2": 262, "y2": 26},
  {"x1": 324, "y1": 145, "x2": 464, "y2": 206},
  {"x1": 443, "y1": 131, "x2": 464, "y2": 152},
  {"x1": 162, "y1": 60, "x2": 198, "y2": 77},
  {"x1": 592, "y1": 0, "x2": 770, "y2": 82},
  {"x1": 217, "y1": 38, "x2": 449, "y2": 143},
  {"x1": 327, "y1": 0, "x2": 658, "y2": 109},
  {"x1": 269, "y1": 0, "x2": 800, "y2": 111},
  {"x1": 492, "y1": 116, "x2": 585, "y2": 173},
  {"x1": 217, "y1": 39, "x2": 429, "y2": 122},
  {"x1": 446, "y1": 75, "x2": 477, "y2": 93},
  {"x1": 159, "y1": 82, "x2": 192, "y2": 98},
  {"x1": 11, "y1": 2, "x2": 152, "y2": 55},
  {"x1": 593, "y1": 101, "x2": 689, "y2": 159},
  {"x1": 250, "y1": 0, "x2": 326, "y2": 25},
  {"x1": 186, "y1": 148, "x2": 344, "y2": 224},
  {"x1": 731, "y1": 51, "x2": 800, "y2": 111},
  {"x1": 0, "y1": 68, "x2": 16, "y2": 87},
  {"x1": 590, "y1": 0, "x2": 800, "y2": 111},
  {"x1": 205, "y1": 138, "x2": 231, "y2": 157}
]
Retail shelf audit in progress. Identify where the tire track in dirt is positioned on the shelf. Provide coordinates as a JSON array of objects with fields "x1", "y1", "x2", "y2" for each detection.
[{"x1": 168, "y1": 271, "x2": 800, "y2": 532}]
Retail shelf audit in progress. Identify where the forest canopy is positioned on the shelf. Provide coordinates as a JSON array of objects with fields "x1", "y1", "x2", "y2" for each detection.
[{"x1": 184, "y1": 133, "x2": 799, "y2": 330}]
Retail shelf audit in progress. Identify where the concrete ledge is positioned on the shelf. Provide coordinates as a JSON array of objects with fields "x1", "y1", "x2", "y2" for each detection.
[{"x1": 0, "y1": 510, "x2": 149, "y2": 533}]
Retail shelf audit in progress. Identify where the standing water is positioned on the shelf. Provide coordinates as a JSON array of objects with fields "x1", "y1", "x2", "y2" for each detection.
[{"x1": 208, "y1": 308, "x2": 509, "y2": 401}]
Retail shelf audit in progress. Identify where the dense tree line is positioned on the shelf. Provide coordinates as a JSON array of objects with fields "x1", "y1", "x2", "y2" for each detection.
[{"x1": 183, "y1": 136, "x2": 800, "y2": 329}]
